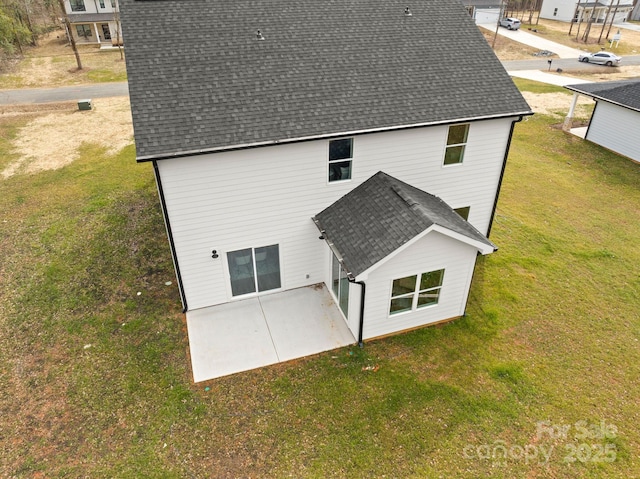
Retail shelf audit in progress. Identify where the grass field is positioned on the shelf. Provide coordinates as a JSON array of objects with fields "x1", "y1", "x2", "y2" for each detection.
[{"x1": 1, "y1": 95, "x2": 639, "y2": 476}]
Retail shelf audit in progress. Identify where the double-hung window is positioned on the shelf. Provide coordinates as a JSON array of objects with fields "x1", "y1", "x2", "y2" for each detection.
[
  {"x1": 70, "y1": 0, "x2": 86, "y2": 11},
  {"x1": 443, "y1": 124, "x2": 469, "y2": 165},
  {"x1": 389, "y1": 269, "x2": 444, "y2": 315},
  {"x1": 328, "y1": 138, "x2": 352, "y2": 182}
]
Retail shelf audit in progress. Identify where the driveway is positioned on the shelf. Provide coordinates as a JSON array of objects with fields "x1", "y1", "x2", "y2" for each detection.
[{"x1": 479, "y1": 23, "x2": 586, "y2": 58}]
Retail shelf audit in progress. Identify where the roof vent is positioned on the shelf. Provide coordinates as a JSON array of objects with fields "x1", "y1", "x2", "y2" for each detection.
[
  {"x1": 404, "y1": 7, "x2": 412, "y2": 16},
  {"x1": 256, "y1": 30, "x2": 265, "y2": 40}
]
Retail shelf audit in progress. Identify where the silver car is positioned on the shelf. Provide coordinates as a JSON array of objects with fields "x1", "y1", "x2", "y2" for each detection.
[
  {"x1": 499, "y1": 18, "x2": 521, "y2": 30},
  {"x1": 578, "y1": 51, "x2": 622, "y2": 66}
]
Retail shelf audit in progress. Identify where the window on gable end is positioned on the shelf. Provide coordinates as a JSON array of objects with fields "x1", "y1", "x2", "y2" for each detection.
[
  {"x1": 443, "y1": 124, "x2": 469, "y2": 166},
  {"x1": 328, "y1": 138, "x2": 353, "y2": 182}
]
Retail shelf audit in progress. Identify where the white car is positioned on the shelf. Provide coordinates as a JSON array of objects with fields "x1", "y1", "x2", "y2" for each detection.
[
  {"x1": 578, "y1": 51, "x2": 621, "y2": 66},
  {"x1": 499, "y1": 18, "x2": 521, "y2": 30}
]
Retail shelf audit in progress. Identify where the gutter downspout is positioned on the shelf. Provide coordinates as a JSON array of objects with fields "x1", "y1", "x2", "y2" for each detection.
[
  {"x1": 153, "y1": 160, "x2": 188, "y2": 312},
  {"x1": 349, "y1": 279, "x2": 366, "y2": 348},
  {"x1": 486, "y1": 115, "x2": 525, "y2": 238}
]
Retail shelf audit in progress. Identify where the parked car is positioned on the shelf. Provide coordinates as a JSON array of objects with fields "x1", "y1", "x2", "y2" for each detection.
[
  {"x1": 578, "y1": 51, "x2": 621, "y2": 66},
  {"x1": 499, "y1": 18, "x2": 521, "y2": 30}
]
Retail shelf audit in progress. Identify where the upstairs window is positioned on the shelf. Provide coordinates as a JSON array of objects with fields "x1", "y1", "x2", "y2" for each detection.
[
  {"x1": 70, "y1": 0, "x2": 86, "y2": 11},
  {"x1": 99, "y1": 0, "x2": 105, "y2": 7},
  {"x1": 389, "y1": 269, "x2": 444, "y2": 315},
  {"x1": 443, "y1": 123, "x2": 469, "y2": 165},
  {"x1": 328, "y1": 138, "x2": 352, "y2": 182}
]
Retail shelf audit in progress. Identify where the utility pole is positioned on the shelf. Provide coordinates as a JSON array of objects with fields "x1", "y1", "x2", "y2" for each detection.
[
  {"x1": 57, "y1": 0, "x2": 82, "y2": 70},
  {"x1": 492, "y1": 0, "x2": 505, "y2": 49}
]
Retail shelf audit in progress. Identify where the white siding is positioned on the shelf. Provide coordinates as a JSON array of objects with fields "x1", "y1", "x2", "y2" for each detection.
[
  {"x1": 586, "y1": 102, "x2": 640, "y2": 163},
  {"x1": 473, "y1": 7, "x2": 501, "y2": 24},
  {"x1": 157, "y1": 117, "x2": 515, "y2": 310},
  {"x1": 540, "y1": 0, "x2": 577, "y2": 22},
  {"x1": 360, "y1": 231, "x2": 478, "y2": 340}
]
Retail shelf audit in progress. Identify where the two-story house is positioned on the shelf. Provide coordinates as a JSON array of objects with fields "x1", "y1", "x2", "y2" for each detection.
[
  {"x1": 120, "y1": 0, "x2": 532, "y2": 379},
  {"x1": 540, "y1": 0, "x2": 634, "y2": 24},
  {"x1": 63, "y1": 0, "x2": 122, "y2": 46}
]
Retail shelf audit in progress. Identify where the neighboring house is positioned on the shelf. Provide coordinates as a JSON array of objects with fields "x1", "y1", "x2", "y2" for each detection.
[
  {"x1": 564, "y1": 80, "x2": 640, "y2": 163},
  {"x1": 540, "y1": 0, "x2": 634, "y2": 23},
  {"x1": 631, "y1": 0, "x2": 640, "y2": 21},
  {"x1": 119, "y1": 0, "x2": 531, "y2": 353},
  {"x1": 62, "y1": 0, "x2": 122, "y2": 46},
  {"x1": 463, "y1": 0, "x2": 504, "y2": 24}
]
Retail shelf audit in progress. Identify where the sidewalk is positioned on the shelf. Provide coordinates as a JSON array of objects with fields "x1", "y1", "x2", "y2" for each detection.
[
  {"x1": 507, "y1": 70, "x2": 590, "y2": 86},
  {"x1": 479, "y1": 24, "x2": 586, "y2": 58}
]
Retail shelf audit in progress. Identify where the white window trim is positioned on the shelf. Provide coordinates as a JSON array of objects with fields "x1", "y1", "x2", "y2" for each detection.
[
  {"x1": 328, "y1": 137, "x2": 354, "y2": 184},
  {"x1": 442, "y1": 123, "x2": 470, "y2": 167},
  {"x1": 224, "y1": 243, "x2": 283, "y2": 300},
  {"x1": 389, "y1": 269, "x2": 445, "y2": 317}
]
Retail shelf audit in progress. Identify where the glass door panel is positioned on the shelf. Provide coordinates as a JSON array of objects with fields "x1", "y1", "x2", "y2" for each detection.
[
  {"x1": 228, "y1": 248, "x2": 255, "y2": 296},
  {"x1": 255, "y1": 244, "x2": 281, "y2": 292}
]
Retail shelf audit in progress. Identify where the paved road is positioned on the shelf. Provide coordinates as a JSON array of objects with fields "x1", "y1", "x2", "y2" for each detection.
[
  {"x1": 0, "y1": 55, "x2": 638, "y2": 106},
  {"x1": 0, "y1": 82, "x2": 128, "y2": 105},
  {"x1": 503, "y1": 55, "x2": 640, "y2": 71}
]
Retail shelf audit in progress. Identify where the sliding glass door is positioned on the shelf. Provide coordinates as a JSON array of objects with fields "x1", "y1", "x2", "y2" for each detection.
[
  {"x1": 228, "y1": 244, "x2": 281, "y2": 297},
  {"x1": 331, "y1": 253, "x2": 349, "y2": 317}
]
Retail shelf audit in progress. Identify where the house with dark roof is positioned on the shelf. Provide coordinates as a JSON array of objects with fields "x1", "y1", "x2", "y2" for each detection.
[
  {"x1": 62, "y1": 0, "x2": 122, "y2": 46},
  {"x1": 564, "y1": 79, "x2": 640, "y2": 163},
  {"x1": 463, "y1": 0, "x2": 503, "y2": 24},
  {"x1": 120, "y1": 0, "x2": 532, "y2": 379}
]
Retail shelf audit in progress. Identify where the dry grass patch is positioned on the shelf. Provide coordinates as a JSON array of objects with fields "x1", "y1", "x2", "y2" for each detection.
[
  {"x1": 481, "y1": 29, "x2": 544, "y2": 60},
  {"x1": 522, "y1": 18, "x2": 640, "y2": 55},
  {"x1": 521, "y1": 90, "x2": 592, "y2": 116},
  {"x1": 1, "y1": 97, "x2": 133, "y2": 179},
  {"x1": 0, "y1": 30, "x2": 127, "y2": 89}
]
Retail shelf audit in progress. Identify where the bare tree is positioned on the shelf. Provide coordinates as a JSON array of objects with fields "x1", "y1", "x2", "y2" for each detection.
[{"x1": 56, "y1": 0, "x2": 81, "y2": 69}]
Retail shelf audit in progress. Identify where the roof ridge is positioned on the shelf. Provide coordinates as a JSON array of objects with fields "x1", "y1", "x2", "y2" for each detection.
[{"x1": 390, "y1": 184, "x2": 434, "y2": 224}]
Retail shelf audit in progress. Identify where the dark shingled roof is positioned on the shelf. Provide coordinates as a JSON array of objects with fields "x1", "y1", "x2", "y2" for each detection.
[
  {"x1": 68, "y1": 13, "x2": 114, "y2": 23},
  {"x1": 119, "y1": 0, "x2": 531, "y2": 160},
  {"x1": 313, "y1": 172, "x2": 496, "y2": 277},
  {"x1": 565, "y1": 80, "x2": 640, "y2": 112}
]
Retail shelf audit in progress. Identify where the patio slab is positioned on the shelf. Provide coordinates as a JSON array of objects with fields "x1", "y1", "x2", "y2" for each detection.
[{"x1": 186, "y1": 284, "x2": 355, "y2": 382}]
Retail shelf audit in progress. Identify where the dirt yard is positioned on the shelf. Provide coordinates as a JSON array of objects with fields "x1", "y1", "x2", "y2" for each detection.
[
  {"x1": 0, "y1": 30, "x2": 127, "y2": 89},
  {"x1": 1, "y1": 97, "x2": 133, "y2": 179}
]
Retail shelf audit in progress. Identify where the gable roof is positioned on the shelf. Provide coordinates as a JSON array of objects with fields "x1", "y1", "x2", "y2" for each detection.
[
  {"x1": 565, "y1": 80, "x2": 640, "y2": 112},
  {"x1": 119, "y1": 0, "x2": 532, "y2": 161},
  {"x1": 312, "y1": 171, "x2": 496, "y2": 278}
]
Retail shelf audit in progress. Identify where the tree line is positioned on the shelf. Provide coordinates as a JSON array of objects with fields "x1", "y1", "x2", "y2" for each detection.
[{"x1": 0, "y1": 0, "x2": 59, "y2": 58}]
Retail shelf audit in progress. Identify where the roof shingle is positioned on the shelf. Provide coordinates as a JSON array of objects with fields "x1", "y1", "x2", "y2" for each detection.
[
  {"x1": 565, "y1": 79, "x2": 640, "y2": 112},
  {"x1": 313, "y1": 171, "x2": 496, "y2": 277},
  {"x1": 120, "y1": 0, "x2": 532, "y2": 160}
]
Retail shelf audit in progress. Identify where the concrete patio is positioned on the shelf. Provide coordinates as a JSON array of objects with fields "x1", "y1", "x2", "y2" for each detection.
[{"x1": 186, "y1": 284, "x2": 355, "y2": 382}]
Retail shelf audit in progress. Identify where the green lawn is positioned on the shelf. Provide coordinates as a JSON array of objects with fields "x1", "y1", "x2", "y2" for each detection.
[{"x1": 0, "y1": 111, "x2": 639, "y2": 477}]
